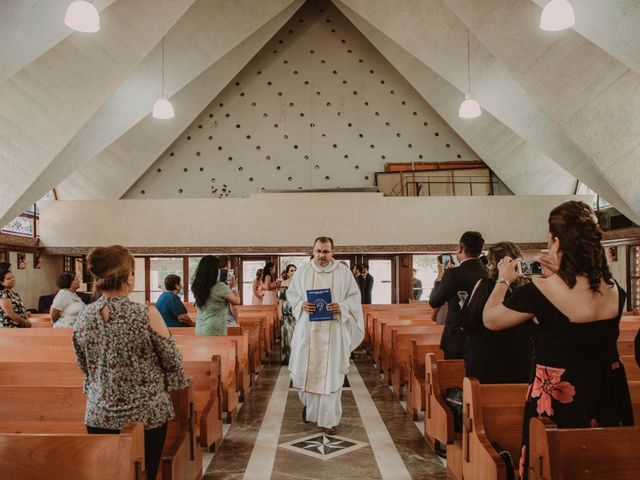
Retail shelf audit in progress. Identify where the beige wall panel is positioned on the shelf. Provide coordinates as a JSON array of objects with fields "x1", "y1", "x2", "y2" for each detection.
[
  {"x1": 39, "y1": 194, "x2": 591, "y2": 249},
  {"x1": 6, "y1": 252, "x2": 62, "y2": 311}
]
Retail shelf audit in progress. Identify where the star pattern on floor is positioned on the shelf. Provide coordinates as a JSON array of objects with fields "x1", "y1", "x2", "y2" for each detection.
[{"x1": 279, "y1": 433, "x2": 368, "y2": 460}]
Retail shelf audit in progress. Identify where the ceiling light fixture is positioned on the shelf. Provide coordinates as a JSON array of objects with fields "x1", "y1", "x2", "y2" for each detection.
[
  {"x1": 459, "y1": 29, "x2": 481, "y2": 119},
  {"x1": 152, "y1": 37, "x2": 175, "y2": 120},
  {"x1": 540, "y1": 0, "x2": 575, "y2": 31},
  {"x1": 64, "y1": 1, "x2": 100, "y2": 33}
]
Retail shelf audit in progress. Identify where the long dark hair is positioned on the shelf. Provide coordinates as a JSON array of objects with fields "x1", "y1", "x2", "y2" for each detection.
[
  {"x1": 191, "y1": 255, "x2": 220, "y2": 307},
  {"x1": 548, "y1": 201, "x2": 613, "y2": 293},
  {"x1": 262, "y1": 262, "x2": 274, "y2": 282}
]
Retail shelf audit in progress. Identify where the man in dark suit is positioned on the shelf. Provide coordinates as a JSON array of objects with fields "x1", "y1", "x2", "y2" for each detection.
[
  {"x1": 429, "y1": 231, "x2": 488, "y2": 359},
  {"x1": 360, "y1": 264, "x2": 374, "y2": 305}
]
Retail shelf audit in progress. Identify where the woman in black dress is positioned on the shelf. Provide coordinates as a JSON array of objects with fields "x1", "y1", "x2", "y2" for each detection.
[
  {"x1": 483, "y1": 201, "x2": 633, "y2": 479},
  {"x1": 461, "y1": 241, "x2": 532, "y2": 383}
]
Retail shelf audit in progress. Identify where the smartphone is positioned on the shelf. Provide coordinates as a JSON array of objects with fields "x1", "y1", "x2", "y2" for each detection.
[
  {"x1": 516, "y1": 260, "x2": 544, "y2": 276},
  {"x1": 226, "y1": 269, "x2": 234, "y2": 284},
  {"x1": 442, "y1": 254, "x2": 454, "y2": 268}
]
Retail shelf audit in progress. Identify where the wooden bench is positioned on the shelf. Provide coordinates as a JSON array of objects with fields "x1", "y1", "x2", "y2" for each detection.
[
  {"x1": 0, "y1": 347, "x2": 226, "y2": 451},
  {"x1": 0, "y1": 383, "x2": 198, "y2": 480},
  {"x1": 423, "y1": 354, "x2": 464, "y2": 445},
  {"x1": 461, "y1": 377, "x2": 528, "y2": 480},
  {"x1": 379, "y1": 320, "x2": 439, "y2": 377},
  {"x1": 363, "y1": 304, "x2": 432, "y2": 339},
  {"x1": 528, "y1": 416, "x2": 640, "y2": 480},
  {"x1": 0, "y1": 422, "x2": 145, "y2": 479},
  {"x1": 389, "y1": 332, "x2": 442, "y2": 398},
  {"x1": 373, "y1": 316, "x2": 433, "y2": 369}
]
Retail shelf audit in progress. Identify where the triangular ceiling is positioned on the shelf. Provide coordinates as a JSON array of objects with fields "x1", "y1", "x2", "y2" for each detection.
[
  {"x1": 1, "y1": 0, "x2": 638, "y2": 225},
  {"x1": 124, "y1": 0, "x2": 484, "y2": 199}
]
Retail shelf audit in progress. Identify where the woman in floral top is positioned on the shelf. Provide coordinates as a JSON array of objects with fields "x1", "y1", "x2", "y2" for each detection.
[
  {"x1": 0, "y1": 269, "x2": 31, "y2": 328},
  {"x1": 72, "y1": 246, "x2": 188, "y2": 480},
  {"x1": 483, "y1": 202, "x2": 633, "y2": 479}
]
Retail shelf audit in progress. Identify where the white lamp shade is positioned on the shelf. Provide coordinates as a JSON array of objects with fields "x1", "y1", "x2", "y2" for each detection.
[
  {"x1": 540, "y1": 0, "x2": 575, "y2": 31},
  {"x1": 64, "y1": 1, "x2": 100, "y2": 33},
  {"x1": 459, "y1": 93, "x2": 481, "y2": 119},
  {"x1": 152, "y1": 96, "x2": 175, "y2": 119}
]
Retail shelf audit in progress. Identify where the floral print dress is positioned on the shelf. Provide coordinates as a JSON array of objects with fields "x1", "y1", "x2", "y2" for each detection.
[
  {"x1": 503, "y1": 282, "x2": 633, "y2": 479},
  {"x1": 72, "y1": 296, "x2": 189, "y2": 429},
  {"x1": 0, "y1": 289, "x2": 27, "y2": 328}
]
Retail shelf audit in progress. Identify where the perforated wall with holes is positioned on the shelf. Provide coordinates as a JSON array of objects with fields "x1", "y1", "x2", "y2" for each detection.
[{"x1": 126, "y1": 0, "x2": 481, "y2": 199}]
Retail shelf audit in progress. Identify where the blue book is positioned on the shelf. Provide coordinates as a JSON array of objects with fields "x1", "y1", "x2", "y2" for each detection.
[{"x1": 306, "y1": 288, "x2": 333, "y2": 321}]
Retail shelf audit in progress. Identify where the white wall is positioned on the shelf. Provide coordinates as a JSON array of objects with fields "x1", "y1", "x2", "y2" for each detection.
[
  {"x1": 39, "y1": 193, "x2": 591, "y2": 249},
  {"x1": 5, "y1": 252, "x2": 62, "y2": 310}
]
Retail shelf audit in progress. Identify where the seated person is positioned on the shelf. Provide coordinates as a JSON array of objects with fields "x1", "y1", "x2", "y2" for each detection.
[
  {"x1": 156, "y1": 274, "x2": 193, "y2": 327},
  {"x1": 50, "y1": 272, "x2": 85, "y2": 328}
]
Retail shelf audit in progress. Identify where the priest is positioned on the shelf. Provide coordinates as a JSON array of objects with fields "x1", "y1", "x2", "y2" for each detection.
[{"x1": 288, "y1": 236, "x2": 365, "y2": 435}]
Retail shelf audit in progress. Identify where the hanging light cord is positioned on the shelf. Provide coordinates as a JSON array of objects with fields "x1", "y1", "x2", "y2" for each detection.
[
  {"x1": 161, "y1": 37, "x2": 166, "y2": 96},
  {"x1": 467, "y1": 29, "x2": 471, "y2": 94}
]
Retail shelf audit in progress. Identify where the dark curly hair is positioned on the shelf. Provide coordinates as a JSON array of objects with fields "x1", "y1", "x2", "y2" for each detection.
[
  {"x1": 548, "y1": 201, "x2": 613, "y2": 293},
  {"x1": 191, "y1": 256, "x2": 219, "y2": 308}
]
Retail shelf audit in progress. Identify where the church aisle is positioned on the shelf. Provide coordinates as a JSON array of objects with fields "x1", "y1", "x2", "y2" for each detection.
[{"x1": 205, "y1": 353, "x2": 447, "y2": 479}]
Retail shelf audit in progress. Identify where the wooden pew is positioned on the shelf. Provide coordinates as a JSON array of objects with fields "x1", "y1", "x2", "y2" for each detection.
[
  {"x1": 0, "y1": 381, "x2": 198, "y2": 480},
  {"x1": 406, "y1": 340, "x2": 446, "y2": 421},
  {"x1": 0, "y1": 422, "x2": 145, "y2": 480},
  {"x1": 389, "y1": 332, "x2": 442, "y2": 398},
  {"x1": 622, "y1": 355, "x2": 640, "y2": 381},
  {"x1": 174, "y1": 333, "x2": 250, "y2": 403},
  {"x1": 379, "y1": 320, "x2": 439, "y2": 377},
  {"x1": 528, "y1": 417, "x2": 640, "y2": 480},
  {"x1": 237, "y1": 305, "x2": 278, "y2": 346},
  {"x1": 373, "y1": 316, "x2": 433, "y2": 369},
  {"x1": 0, "y1": 346, "x2": 227, "y2": 448},
  {"x1": 423, "y1": 354, "x2": 464, "y2": 445},
  {"x1": 363, "y1": 305, "x2": 432, "y2": 353},
  {"x1": 461, "y1": 377, "x2": 528, "y2": 480}
]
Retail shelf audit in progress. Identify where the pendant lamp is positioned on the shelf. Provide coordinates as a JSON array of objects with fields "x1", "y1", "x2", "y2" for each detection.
[
  {"x1": 152, "y1": 38, "x2": 175, "y2": 120},
  {"x1": 64, "y1": 1, "x2": 100, "y2": 33},
  {"x1": 459, "y1": 29, "x2": 481, "y2": 119},
  {"x1": 540, "y1": 0, "x2": 575, "y2": 31}
]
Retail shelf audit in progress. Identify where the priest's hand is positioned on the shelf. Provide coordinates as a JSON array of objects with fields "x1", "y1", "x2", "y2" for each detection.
[
  {"x1": 327, "y1": 303, "x2": 340, "y2": 314},
  {"x1": 302, "y1": 302, "x2": 316, "y2": 313}
]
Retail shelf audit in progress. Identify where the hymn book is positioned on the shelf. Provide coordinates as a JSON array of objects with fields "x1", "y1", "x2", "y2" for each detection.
[{"x1": 306, "y1": 288, "x2": 333, "y2": 321}]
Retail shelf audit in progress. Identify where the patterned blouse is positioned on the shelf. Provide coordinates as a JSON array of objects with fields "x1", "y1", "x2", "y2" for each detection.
[
  {"x1": 72, "y1": 296, "x2": 189, "y2": 429},
  {"x1": 0, "y1": 289, "x2": 27, "y2": 328}
]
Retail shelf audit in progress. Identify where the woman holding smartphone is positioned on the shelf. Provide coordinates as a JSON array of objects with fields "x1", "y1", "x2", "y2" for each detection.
[{"x1": 483, "y1": 201, "x2": 633, "y2": 479}]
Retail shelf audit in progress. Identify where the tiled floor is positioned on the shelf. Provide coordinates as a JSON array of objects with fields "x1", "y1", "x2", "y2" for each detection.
[{"x1": 203, "y1": 352, "x2": 447, "y2": 479}]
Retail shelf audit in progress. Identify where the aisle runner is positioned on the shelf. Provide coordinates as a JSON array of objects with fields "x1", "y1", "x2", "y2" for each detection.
[
  {"x1": 243, "y1": 367, "x2": 291, "y2": 480},
  {"x1": 243, "y1": 363, "x2": 412, "y2": 479},
  {"x1": 348, "y1": 363, "x2": 412, "y2": 480}
]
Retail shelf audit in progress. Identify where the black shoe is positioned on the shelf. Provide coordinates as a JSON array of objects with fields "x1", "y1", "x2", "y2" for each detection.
[
  {"x1": 302, "y1": 406, "x2": 310, "y2": 424},
  {"x1": 280, "y1": 359, "x2": 289, "y2": 366}
]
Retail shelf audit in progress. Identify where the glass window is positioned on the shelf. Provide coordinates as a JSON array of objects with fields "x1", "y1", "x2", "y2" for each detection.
[
  {"x1": 412, "y1": 255, "x2": 440, "y2": 301},
  {"x1": 130, "y1": 257, "x2": 147, "y2": 304},
  {"x1": 279, "y1": 256, "x2": 309, "y2": 273},
  {"x1": 368, "y1": 259, "x2": 392, "y2": 304},
  {"x1": 150, "y1": 257, "x2": 184, "y2": 302},
  {"x1": 576, "y1": 181, "x2": 610, "y2": 209},
  {"x1": 1, "y1": 215, "x2": 34, "y2": 237}
]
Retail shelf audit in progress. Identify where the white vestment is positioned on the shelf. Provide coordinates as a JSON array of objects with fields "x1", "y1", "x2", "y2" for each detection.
[{"x1": 288, "y1": 259, "x2": 365, "y2": 428}]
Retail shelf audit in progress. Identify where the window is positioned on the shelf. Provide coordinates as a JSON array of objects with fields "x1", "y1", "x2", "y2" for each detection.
[
  {"x1": 412, "y1": 255, "x2": 440, "y2": 301},
  {"x1": 576, "y1": 181, "x2": 610, "y2": 209},
  {"x1": 150, "y1": 257, "x2": 184, "y2": 302}
]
